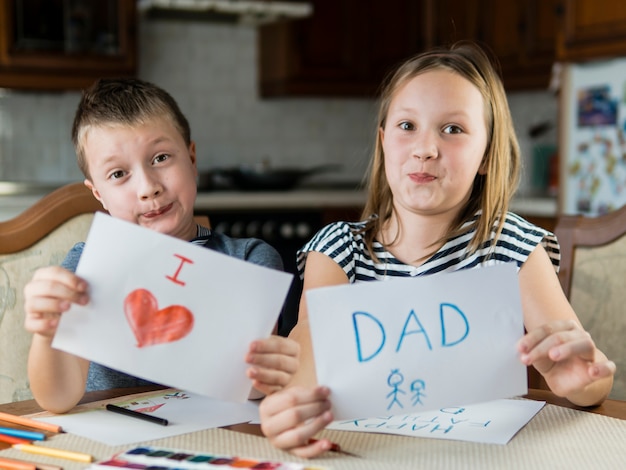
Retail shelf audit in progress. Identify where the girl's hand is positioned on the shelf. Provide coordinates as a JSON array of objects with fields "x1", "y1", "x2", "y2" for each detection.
[
  {"x1": 518, "y1": 319, "x2": 616, "y2": 401},
  {"x1": 246, "y1": 336, "x2": 300, "y2": 396},
  {"x1": 259, "y1": 385, "x2": 334, "y2": 458},
  {"x1": 23, "y1": 266, "x2": 89, "y2": 338}
]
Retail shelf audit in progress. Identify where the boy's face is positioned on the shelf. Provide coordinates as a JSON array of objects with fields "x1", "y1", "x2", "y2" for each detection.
[{"x1": 83, "y1": 117, "x2": 198, "y2": 241}]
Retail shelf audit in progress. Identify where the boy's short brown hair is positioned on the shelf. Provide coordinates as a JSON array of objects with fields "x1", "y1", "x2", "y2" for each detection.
[{"x1": 71, "y1": 78, "x2": 191, "y2": 179}]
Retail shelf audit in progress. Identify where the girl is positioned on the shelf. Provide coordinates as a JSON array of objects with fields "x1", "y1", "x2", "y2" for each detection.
[{"x1": 258, "y1": 42, "x2": 615, "y2": 458}]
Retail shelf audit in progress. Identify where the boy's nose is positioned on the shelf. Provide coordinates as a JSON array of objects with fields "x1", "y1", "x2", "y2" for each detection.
[{"x1": 137, "y1": 173, "x2": 163, "y2": 199}]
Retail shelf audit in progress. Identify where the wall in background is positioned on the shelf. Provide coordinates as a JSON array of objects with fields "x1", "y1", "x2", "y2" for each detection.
[{"x1": 0, "y1": 17, "x2": 557, "y2": 194}]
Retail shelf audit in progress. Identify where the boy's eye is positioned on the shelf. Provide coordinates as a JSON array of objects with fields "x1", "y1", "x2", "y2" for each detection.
[
  {"x1": 153, "y1": 153, "x2": 169, "y2": 164},
  {"x1": 443, "y1": 124, "x2": 462, "y2": 134},
  {"x1": 110, "y1": 170, "x2": 125, "y2": 180},
  {"x1": 399, "y1": 121, "x2": 415, "y2": 131}
]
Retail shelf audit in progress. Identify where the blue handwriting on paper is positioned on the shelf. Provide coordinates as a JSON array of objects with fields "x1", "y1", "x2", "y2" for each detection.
[
  {"x1": 339, "y1": 406, "x2": 491, "y2": 436},
  {"x1": 352, "y1": 303, "x2": 470, "y2": 362}
]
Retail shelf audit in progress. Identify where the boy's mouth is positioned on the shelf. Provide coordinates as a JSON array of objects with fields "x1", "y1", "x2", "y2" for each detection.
[{"x1": 142, "y1": 203, "x2": 173, "y2": 218}]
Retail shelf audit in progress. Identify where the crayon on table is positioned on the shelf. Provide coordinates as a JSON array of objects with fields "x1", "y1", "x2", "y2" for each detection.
[
  {"x1": 13, "y1": 443, "x2": 93, "y2": 463},
  {"x1": 0, "y1": 411, "x2": 62, "y2": 433},
  {"x1": 0, "y1": 427, "x2": 45, "y2": 441}
]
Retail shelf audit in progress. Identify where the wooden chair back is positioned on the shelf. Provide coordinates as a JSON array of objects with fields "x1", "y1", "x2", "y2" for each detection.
[
  {"x1": 0, "y1": 183, "x2": 104, "y2": 402},
  {"x1": 553, "y1": 204, "x2": 626, "y2": 400}
]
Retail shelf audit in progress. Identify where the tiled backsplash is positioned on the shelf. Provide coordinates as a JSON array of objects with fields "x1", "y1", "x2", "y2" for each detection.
[{"x1": 0, "y1": 18, "x2": 557, "y2": 194}]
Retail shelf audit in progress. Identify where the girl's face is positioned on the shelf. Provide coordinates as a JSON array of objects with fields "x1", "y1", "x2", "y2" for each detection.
[
  {"x1": 83, "y1": 116, "x2": 198, "y2": 241},
  {"x1": 380, "y1": 69, "x2": 488, "y2": 222}
]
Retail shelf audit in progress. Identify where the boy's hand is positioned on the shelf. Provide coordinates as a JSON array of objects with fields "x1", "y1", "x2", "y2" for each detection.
[
  {"x1": 246, "y1": 336, "x2": 299, "y2": 396},
  {"x1": 23, "y1": 266, "x2": 89, "y2": 338}
]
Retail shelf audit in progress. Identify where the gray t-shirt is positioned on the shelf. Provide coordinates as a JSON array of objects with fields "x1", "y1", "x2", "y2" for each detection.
[{"x1": 60, "y1": 227, "x2": 284, "y2": 392}]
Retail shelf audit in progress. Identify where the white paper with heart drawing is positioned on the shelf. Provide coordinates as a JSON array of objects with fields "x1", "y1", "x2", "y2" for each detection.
[{"x1": 52, "y1": 213, "x2": 293, "y2": 402}]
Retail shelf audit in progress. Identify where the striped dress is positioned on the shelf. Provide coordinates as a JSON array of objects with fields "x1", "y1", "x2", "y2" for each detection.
[{"x1": 297, "y1": 212, "x2": 560, "y2": 282}]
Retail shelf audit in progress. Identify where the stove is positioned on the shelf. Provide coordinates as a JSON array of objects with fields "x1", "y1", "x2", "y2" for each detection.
[{"x1": 203, "y1": 208, "x2": 325, "y2": 337}]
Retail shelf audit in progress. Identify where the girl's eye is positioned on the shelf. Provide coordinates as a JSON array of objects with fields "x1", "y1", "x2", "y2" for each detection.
[
  {"x1": 399, "y1": 121, "x2": 415, "y2": 131},
  {"x1": 110, "y1": 170, "x2": 125, "y2": 180},
  {"x1": 153, "y1": 153, "x2": 169, "y2": 164},
  {"x1": 443, "y1": 124, "x2": 463, "y2": 134}
]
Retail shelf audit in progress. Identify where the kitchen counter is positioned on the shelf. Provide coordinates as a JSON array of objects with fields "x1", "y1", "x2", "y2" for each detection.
[
  {"x1": 0, "y1": 186, "x2": 558, "y2": 221},
  {"x1": 195, "y1": 189, "x2": 558, "y2": 217},
  {"x1": 194, "y1": 189, "x2": 368, "y2": 211}
]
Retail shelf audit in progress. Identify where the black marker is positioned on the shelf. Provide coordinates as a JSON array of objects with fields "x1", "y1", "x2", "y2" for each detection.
[{"x1": 105, "y1": 404, "x2": 169, "y2": 426}]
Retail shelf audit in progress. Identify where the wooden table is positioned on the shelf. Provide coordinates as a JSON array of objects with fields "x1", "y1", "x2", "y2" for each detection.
[
  {"x1": 0, "y1": 387, "x2": 624, "y2": 469},
  {"x1": 3, "y1": 386, "x2": 625, "y2": 422}
]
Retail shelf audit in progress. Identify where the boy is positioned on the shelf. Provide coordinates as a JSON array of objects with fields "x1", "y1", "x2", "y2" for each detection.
[{"x1": 24, "y1": 78, "x2": 299, "y2": 414}]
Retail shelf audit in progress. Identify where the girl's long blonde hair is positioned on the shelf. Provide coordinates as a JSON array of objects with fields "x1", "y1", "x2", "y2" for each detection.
[{"x1": 361, "y1": 41, "x2": 521, "y2": 259}]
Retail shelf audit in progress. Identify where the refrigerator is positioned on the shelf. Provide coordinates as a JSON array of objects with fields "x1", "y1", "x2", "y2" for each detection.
[{"x1": 559, "y1": 58, "x2": 626, "y2": 216}]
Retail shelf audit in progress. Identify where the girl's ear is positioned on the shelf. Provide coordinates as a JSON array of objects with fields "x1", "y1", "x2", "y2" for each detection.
[
  {"x1": 478, "y1": 150, "x2": 489, "y2": 175},
  {"x1": 478, "y1": 160, "x2": 488, "y2": 175}
]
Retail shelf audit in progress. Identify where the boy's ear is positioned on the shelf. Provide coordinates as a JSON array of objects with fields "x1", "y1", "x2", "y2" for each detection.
[{"x1": 84, "y1": 179, "x2": 107, "y2": 210}]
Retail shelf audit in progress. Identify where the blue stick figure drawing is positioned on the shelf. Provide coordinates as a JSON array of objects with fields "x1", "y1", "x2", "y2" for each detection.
[
  {"x1": 386, "y1": 369, "x2": 406, "y2": 411},
  {"x1": 410, "y1": 379, "x2": 427, "y2": 406}
]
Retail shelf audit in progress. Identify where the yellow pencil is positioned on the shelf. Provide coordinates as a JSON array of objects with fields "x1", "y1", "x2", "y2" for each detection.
[
  {"x1": 13, "y1": 443, "x2": 93, "y2": 463},
  {"x1": 0, "y1": 411, "x2": 62, "y2": 433}
]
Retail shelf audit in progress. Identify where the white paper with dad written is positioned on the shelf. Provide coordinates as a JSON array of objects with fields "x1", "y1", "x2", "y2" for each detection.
[
  {"x1": 53, "y1": 213, "x2": 293, "y2": 402},
  {"x1": 307, "y1": 264, "x2": 527, "y2": 420}
]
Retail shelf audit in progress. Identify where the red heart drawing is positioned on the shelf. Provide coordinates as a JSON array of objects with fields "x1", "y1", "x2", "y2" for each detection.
[{"x1": 124, "y1": 288, "x2": 194, "y2": 348}]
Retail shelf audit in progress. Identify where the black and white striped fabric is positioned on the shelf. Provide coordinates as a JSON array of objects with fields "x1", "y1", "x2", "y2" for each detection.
[{"x1": 297, "y1": 212, "x2": 560, "y2": 283}]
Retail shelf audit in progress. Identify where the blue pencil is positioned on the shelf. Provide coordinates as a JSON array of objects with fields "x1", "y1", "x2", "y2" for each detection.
[{"x1": 0, "y1": 427, "x2": 45, "y2": 441}]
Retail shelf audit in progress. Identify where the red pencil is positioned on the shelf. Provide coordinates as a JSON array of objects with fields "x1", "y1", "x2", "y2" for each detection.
[{"x1": 0, "y1": 432, "x2": 32, "y2": 445}]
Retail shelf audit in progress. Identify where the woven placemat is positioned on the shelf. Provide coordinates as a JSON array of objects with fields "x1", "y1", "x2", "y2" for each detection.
[{"x1": 1, "y1": 403, "x2": 625, "y2": 469}]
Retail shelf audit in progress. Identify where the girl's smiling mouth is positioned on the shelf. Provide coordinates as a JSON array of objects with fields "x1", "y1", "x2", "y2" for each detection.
[{"x1": 409, "y1": 172, "x2": 437, "y2": 183}]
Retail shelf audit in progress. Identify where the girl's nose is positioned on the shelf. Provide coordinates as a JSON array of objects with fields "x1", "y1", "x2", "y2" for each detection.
[{"x1": 413, "y1": 131, "x2": 438, "y2": 161}]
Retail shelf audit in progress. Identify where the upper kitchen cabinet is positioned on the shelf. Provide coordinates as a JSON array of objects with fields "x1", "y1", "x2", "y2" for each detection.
[
  {"x1": 556, "y1": 0, "x2": 626, "y2": 61},
  {"x1": 259, "y1": 0, "x2": 559, "y2": 97},
  {"x1": 467, "y1": 0, "x2": 559, "y2": 90},
  {"x1": 0, "y1": 0, "x2": 137, "y2": 91},
  {"x1": 258, "y1": 0, "x2": 426, "y2": 98}
]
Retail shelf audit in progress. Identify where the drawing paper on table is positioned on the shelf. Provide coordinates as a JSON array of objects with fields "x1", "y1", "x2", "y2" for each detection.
[
  {"x1": 33, "y1": 390, "x2": 260, "y2": 446},
  {"x1": 328, "y1": 398, "x2": 545, "y2": 445},
  {"x1": 52, "y1": 213, "x2": 293, "y2": 402},
  {"x1": 307, "y1": 264, "x2": 527, "y2": 420}
]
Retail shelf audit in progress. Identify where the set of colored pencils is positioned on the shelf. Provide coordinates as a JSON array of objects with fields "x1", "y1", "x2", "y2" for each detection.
[{"x1": 0, "y1": 410, "x2": 93, "y2": 467}]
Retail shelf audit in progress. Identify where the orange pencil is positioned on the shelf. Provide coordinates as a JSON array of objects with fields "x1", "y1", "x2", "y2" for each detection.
[
  {"x1": 0, "y1": 456, "x2": 36, "y2": 470},
  {"x1": 0, "y1": 411, "x2": 62, "y2": 434},
  {"x1": 0, "y1": 456, "x2": 62, "y2": 470}
]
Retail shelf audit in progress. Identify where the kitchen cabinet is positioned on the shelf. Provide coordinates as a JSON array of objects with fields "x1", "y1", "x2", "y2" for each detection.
[
  {"x1": 428, "y1": 0, "x2": 559, "y2": 89},
  {"x1": 258, "y1": 0, "x2": 425, "y2": 97},
  {"x1": 0, "y1": 0, "x2": 137, "y2": 91},
  {"x1": 258, "y1": 0, "x2": 560, "y2": 97},
  {"x1": 556, "y1": 0, "x2": 626, "y2": 61},
  {"x1": 473, "y1": 0, "x2": 559, "y2": 90}
]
